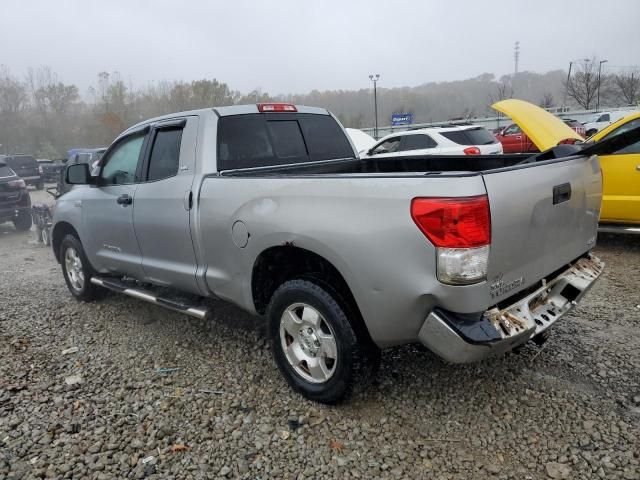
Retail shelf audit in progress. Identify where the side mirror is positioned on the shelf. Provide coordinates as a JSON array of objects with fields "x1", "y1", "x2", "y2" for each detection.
[{"x1": 66, "y1": 163, "x2": 93, "y2": 185}]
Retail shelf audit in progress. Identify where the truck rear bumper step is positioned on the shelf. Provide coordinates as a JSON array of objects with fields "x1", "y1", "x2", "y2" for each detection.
[
  {"x1": 418, "y1": 254, "x2": 604, "y2": 363},
  {"x1": 90, "y1": 277, "x2": 209, "y2": 319},
  {"x1": 598, "y1": 224, "x2": 640, "y2": 235}
]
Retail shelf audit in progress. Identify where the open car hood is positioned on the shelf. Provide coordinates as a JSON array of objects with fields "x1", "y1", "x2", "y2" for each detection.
[{"x1": 492, "y1": 99, "x2": 583, "y2": 151}]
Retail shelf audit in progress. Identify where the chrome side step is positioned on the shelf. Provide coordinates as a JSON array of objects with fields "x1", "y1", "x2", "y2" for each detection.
[
  {"x1": 598, "y1": 224, "x2": 640, "y2": 235},
  {"x1": 90, "y1": 277, "x2": 210, "y2": 319}
]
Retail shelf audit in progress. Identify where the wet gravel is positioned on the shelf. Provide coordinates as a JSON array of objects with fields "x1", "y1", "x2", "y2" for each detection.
[{"x1": 1, "y1": 188, "x2": 639, "y2": 479}]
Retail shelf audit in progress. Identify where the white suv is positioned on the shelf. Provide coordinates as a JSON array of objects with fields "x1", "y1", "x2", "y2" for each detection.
[{"x1": 361, "y1": 125, "x2": 503, "y2": 159}]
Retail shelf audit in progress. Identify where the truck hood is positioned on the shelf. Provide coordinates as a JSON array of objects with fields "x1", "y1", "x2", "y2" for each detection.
[{"x1": 492, "y1": 99, "x2": 583, "y2": 151}]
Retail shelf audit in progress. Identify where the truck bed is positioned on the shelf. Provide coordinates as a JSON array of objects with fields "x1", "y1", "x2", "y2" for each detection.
[{"x1": 220, "y1": 148, "x2": 579, "y2": 177}]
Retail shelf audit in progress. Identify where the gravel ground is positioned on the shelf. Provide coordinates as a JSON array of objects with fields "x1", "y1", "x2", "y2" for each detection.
[{"x1": 1, "y1": 188, "x2": 639, "y2": 480}]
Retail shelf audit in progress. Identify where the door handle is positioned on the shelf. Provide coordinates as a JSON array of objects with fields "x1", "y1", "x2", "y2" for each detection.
[
  {"x1": 553, "y1": 183, "x2": 571, "y2": 205},
  {"x1": 116, "y1": 194, "x2": 133, "y2": 206}
]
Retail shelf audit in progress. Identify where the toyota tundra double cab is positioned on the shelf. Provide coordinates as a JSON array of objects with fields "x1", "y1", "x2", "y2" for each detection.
[{"x1": 51, "y1": 101, "x2": 637, "y2": 403}]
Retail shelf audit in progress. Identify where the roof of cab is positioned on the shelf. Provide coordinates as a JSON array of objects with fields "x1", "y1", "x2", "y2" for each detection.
[{"x1": 122, "y1": 104, "x2": 330, "y2": 137}]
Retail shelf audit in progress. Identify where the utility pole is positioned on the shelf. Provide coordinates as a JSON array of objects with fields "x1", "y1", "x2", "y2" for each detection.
[
  {"x1": 514, "y1": 41, "x2": 520, "y2": 76},
  {"x1": 369, "y1": 74, "x2": 380, "y2": 139},
  {"x1": 563, "y1": 61, "x2": 574, "y2": 107},
  {"x1": 596, "y1": 59, "x2": 608, "y2": 112}
]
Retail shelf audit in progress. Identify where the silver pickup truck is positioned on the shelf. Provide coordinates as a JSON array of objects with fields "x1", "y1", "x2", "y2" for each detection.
[{"x1": 52, "y1": 102, "x2": 634, "y2": 403}]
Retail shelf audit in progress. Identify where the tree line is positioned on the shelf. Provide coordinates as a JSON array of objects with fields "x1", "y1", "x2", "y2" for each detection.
[{"x1": 0, "y1": 63, "x2": 637, "y2": 159}]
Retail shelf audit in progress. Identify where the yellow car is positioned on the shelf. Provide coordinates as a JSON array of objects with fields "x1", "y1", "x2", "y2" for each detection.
[
  {"x1": 492, "y1": 100, "x2": 640, "y2": 234},
  {"x1": 588, "y1": 112, "x2": 640, "y2": 230}
]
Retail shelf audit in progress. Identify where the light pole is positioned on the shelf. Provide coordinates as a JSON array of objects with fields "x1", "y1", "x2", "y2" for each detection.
[
  {"x1": 596, "y1": 59, "x2": 608, "y2": 112},
  {"x1": 369, "y1": 74, "x2": 380, "y2": 139}
]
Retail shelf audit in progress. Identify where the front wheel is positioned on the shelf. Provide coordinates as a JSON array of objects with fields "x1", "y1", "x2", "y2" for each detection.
[
  {"x1": 60, "y1": 234, "x2": 104, "y2": 301},
  {"x1": 267, "y1": 279, "x2": 379, "y2": 404}
]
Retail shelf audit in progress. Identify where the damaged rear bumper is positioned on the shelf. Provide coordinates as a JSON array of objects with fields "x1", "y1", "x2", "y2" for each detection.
[{"x1": 418, "y1": 254, "x2": 604, "y2": 363}]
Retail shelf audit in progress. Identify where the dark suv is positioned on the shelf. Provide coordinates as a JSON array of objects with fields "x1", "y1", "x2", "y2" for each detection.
[
  {"x1": 0, "y1": 161, "x2": 32, "y2": 231},
  {"x1": 0, "y1": 154, "x2": 44, "y2": 189}
]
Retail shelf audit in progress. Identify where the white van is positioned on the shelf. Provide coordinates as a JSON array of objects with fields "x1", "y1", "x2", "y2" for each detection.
[{"x1": 583, "y1": 110, "x2": 639, "y2": 136}]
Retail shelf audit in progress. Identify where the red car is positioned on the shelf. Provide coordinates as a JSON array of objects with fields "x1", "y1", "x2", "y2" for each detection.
[{"x1": 495, "y1": 119, "x2": 586, "y2": 153}]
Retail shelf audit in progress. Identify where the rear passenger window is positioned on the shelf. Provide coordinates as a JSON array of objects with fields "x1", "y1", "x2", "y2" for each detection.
[
  {"x1": 147, "y1": 128, "x2": 183, "y2": 181},
  {"x1": 399, "y1": 134, "x2": 437, "y2": 151}
]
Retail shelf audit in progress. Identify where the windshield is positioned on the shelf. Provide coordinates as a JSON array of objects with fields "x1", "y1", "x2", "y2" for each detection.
[{"x1": 0, "y1": 165, "x2": 15, "y2": 177}]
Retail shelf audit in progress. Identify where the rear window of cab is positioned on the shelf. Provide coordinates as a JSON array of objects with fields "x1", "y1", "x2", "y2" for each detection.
[{"x1": 217, "y1": 113, "x2": 354, "y2": 170}]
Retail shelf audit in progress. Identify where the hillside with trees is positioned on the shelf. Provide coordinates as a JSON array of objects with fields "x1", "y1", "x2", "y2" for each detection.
[{"x1": 0, "y1": 63, "x2": 637, "y2": 158}]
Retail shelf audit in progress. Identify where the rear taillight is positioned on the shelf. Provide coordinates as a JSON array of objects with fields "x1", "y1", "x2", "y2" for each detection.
[
  {"x1": 411, "y1": 196, "x2": 491, "y2": 285},
  {"x1": 463, "y1": 146, "x2": 481, "y2": 155},
  {"x1": 257, "y1": 103, "x2": 297, "y2": 112},
  {"x1": 8, "y1": 179, "x2": 26, "y2": 189}
]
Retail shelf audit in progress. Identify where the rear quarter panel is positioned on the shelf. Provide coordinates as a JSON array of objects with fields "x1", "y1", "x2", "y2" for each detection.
[{"x1": 197, "y1": 174, "x2": 492, "y2": 347}]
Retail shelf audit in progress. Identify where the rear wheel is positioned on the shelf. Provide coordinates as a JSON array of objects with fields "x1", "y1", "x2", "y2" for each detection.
[
  {"x1": 13, "y1": 211, "x2": 32, "y2": 231},
  {"x1": 267, "y1": 279, "x2": 379, "y2": 404},
  {"x1": 60, "y1": 234, "x2": 104, "y2": 301}
]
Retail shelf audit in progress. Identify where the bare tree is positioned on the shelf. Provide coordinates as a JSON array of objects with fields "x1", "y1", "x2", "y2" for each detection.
[
  {"x1": 539, "y1": 92, "x2": 555, "y2": 109},
  {"x1": 489, "y1": 81, "x2": 513, "y2": 106},
  {"x1": 613, "y1": 69, "x2": 640, "y2": 105},
  {"x1": 0, "y1": 66, "x2": 28, "y2": 114},
  {"x1": 27, "y1": 66, "x2": 78, "y2": 116},
  {"x1": 564, "y1": 58, "x2": 601, "y2": 109}
]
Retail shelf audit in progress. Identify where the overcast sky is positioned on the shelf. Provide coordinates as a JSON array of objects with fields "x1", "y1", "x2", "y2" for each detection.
[{"x1": 2, "y1": 0, "x2": 639, "y2": 96}]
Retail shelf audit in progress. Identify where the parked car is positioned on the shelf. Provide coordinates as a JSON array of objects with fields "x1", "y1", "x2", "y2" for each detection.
[
  {"x1": 0, "y1": 161, "x2": 32, "y2": 231},
  {"x1": 52, "y1": 101, "x2": 635, "y2": 403},
  {"x1": 58, "y1": 148, "x2": 106, "y2": 195},
  {"x1": 37, "y1": 158, "x2": 65, "y2": 183},
  {"x1": 583, "y1": 110, "x2": 639, "y2": 137},
  {"x1": 586, "y1": 111, "x2": 640, "y2": 233},
  {"x1": 563, "y1": 119, "x2": 586, "y2": 138},
  {"x1": 361, "y1": 125, "x2": 502, "y2": 159},
  {"x1": 0, "y1": 154, "x2": 43, "y2": 189},
  {"x1": 494, "y1": 118, "x2": 585, "y2": 154}
]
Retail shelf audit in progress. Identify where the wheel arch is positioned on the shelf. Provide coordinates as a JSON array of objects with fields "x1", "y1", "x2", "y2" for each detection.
[
  {"x1": 251, "y1": 245, "x2": 373, "y2": 344},
  {"x1": 51, "y1": 221, "x2": 80, "y2": 263}
]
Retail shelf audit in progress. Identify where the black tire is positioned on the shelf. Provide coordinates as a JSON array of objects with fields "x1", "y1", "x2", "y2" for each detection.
[
  {"x1": 59, "y1": 234, "x2": 104, "y2": 301},
  {"x1": 36, "y1": 181, "x2": 44, "y2": 190},
  {"x1": 267, "y1": 279, "x2": 379, "y2": 404},
  {"x1": 12, "y1": 212, "x2": 32, "y2": 231}
]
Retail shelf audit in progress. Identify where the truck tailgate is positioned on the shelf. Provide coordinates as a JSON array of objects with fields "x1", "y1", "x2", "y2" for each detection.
[{"x1": 482, "y1": 155, "x2": 601, "y2": 303}]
